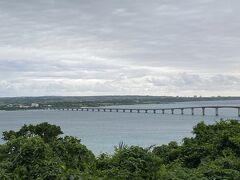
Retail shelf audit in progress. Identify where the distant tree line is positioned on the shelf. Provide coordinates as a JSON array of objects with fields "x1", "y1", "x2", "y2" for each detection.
[
  {"x1": 1, "y1": 96, "x2": 240, "y2": 110},
  {"x1": 0, "y1": 120, "x2": 240, "y2": 179}
]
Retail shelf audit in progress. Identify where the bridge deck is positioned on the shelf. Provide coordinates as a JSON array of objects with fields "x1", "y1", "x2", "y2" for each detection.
[
  {"x1": 80, "y1": 106, "x2": 240, "y2": 110},
  {"x1": 48, "y1": 106, "x2": 240, "y2": 117}
]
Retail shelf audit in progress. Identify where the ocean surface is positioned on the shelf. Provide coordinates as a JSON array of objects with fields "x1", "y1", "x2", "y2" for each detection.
[{"x1": 0, "y1": 100, "x2": 239, "y2": 154}]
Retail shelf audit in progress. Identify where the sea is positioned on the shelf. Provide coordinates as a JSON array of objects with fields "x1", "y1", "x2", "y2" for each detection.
[{"x1": 0, "y1": 100, "x2": 239, "y2": 155}]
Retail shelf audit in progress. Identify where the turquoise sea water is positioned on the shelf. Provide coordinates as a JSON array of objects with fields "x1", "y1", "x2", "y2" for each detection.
[{"x1": 0, "y1": 100, "x2": 239, "y2": 154}]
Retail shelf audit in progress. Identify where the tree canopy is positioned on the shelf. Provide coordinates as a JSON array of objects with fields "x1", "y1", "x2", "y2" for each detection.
[{"x1": 0, "y1": 120, "x2": 240, "y2": 179}]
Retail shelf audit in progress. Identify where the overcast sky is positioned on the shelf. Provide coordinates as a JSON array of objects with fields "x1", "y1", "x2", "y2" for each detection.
[{"x1": 0, "y1": 0, "x2": 240, "y2": 97}]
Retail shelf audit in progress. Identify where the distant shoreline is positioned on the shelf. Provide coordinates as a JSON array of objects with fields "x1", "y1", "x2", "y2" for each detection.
[{"x1": 1, "y1": 98, "x2": 240, "y2": 112}]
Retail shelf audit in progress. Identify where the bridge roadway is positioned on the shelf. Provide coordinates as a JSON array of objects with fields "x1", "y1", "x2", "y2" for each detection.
[{"x1": 48, "y1": 106, "x2": 240, "y2": 117}]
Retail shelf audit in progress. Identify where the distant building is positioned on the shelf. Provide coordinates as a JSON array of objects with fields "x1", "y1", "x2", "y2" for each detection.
[
  {"x1": 7, "y1": 104, "x2": 13, "y2": 108},
  {"x1": 31, "y1": 103, "x2": 39, "y2": 108},
  {"x1": 19, "y1": 105, "x2": 30, "y2": 108}
]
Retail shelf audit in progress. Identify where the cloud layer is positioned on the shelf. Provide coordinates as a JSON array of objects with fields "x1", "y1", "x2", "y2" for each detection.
[{"x1": 0, "y1": 0, "x2": 240, "y2": 96}]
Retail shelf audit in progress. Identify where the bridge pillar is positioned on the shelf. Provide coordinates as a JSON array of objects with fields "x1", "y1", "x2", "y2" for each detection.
[
  {"x1": 110, "y1": 109, "x2": 112, "y2": 112},
  {"x1": 123, "y1": 109, "x2": 125, "y2": 112},
  {"x1": 238, "y1": 108, "x2": 240, "y2": 117},
  {"x1": 171, "y1": 109, "x2": 174, "y2": 114},
  {"x1": 92, "y1": 109, "x2": 94, "y2": 112},
  {"x1": 145, "y1": 110, "x2": 148, "y2": 113},
  {"x1": 215, "y1": 108, "x2": 219, "y2": 116},
  {"x1": 162, "y1": 109, "x2": 165, "y2": 114},
  {"x1": 103, "y1": 109, "x2": 106, "y2": 112},
  {"x1": 137, "y1": 109, "x2": 140, "y2": 113},
  {"x1": 153, "y1": 110, "x2": 156, "y2": 114},
  {"x1": 202, "y1": 107, "x2": 205, "y2": 116},
  {"x1": 130, "y1": 109, "x2": 132, "y2": 113},
  {"x1": 191, "y1": 108, "x2": 194, "y2": 115},
  {"x1": 181, "y1": 109, "x2": 184, "y2": 115}
]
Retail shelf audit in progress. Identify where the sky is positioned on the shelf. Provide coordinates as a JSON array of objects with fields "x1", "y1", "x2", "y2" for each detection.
[{"x1": 0, "y1": 0, "x2": 240, "y2": 97}]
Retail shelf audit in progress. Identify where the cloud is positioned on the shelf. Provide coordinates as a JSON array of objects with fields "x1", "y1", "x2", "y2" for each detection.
[
  {"x1": 0, "y1": 0, "x2": 240, "y2": 96},
  {"x1": 149, "y1": 73, "x2": 240, "y2": 96}
]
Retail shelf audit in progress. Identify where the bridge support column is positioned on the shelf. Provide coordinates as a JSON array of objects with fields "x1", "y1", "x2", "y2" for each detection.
[
  {"x1": 181, "y1": 109, "x2": 184, "y2": 115},
  {"x1": 110, "y1": 109, "x2": 112, "y2": 112},
  {"x1": 171, "y1": 109, "x2": 174, "y2": 114},
  {"x1": 191, "y1": 108, "x2": 194, "y2": 115},
  {"x1": 153, "y1": 110, "x2": 156, "y2": 114},
  {"x1": 116, "y1": 109, "x2": 118, "y2": 112},
  {"x1": 137, "y1": 109, "x2": 140, "y2": 113},
  {"x1": 238, "y1": 108, "x2": 240, "y2": 117},
  {"x1": 215, "y1": 108, "x2": 219, "y2": 116},
  {"x1": 162, "y1": 109, "x2": 165, "y2": 114},
  {"x1": 123, "y1": 109, "x2": 125, "y2": 113},
  {"x1": 202, "y1": 107, "x2": 205, "y2": 116},
  {"x1": 130, "y1": 109, "x2": 132, "y2": 113},
  {"x1": 103, "y1": 109, "x2": 106, "y2": 112},
  {"x1": 145, "y1": 110, "x2": 148, "y2": 113}
]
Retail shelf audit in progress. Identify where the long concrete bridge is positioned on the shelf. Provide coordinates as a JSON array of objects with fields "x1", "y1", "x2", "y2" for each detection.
[{"x1": 48, "y1": 106, "x2": 240, "y2": 117}]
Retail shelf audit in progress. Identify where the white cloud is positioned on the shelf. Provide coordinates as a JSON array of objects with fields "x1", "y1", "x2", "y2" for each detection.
[{"x1": 0, "y1": 0, "x2": 240, "y2": 96}]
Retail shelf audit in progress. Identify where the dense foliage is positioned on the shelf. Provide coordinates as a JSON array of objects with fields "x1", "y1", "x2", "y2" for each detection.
[{"x1": 0, "y1": 120, "x2": 240, "y2": 179}]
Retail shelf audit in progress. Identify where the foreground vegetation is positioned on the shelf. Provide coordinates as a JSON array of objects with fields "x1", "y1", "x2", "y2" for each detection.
[{"x1": 0, "y1": 120, "x2": 240, "y2": 179}]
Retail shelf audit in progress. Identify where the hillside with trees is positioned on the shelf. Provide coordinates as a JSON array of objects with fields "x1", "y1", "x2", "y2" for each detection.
[
  {"x1": 1, "y1": 96, "x2": 240, "y2": 111},
  {"x1": 0, "y1": 120, "x2": 240, "y2": 179}
]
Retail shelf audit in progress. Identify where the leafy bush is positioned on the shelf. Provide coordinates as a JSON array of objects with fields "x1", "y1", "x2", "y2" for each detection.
[{"x1": 0, "y1": 120, "x2": 240, "y2": 179}]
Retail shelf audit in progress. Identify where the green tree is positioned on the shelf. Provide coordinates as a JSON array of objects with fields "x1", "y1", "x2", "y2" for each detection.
[
  {"x1": 96, "y1": 145, "x2": 162, "y2": 179},
  {"x1": 1, "y1": 120, "x2": 240, "y2": 179},
  {"x1": 0, "y1": 122, "x2": 95, "y2": 179},
  {"x1": 2, "y1": 122, "x2": 63, "y2": 143}
]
